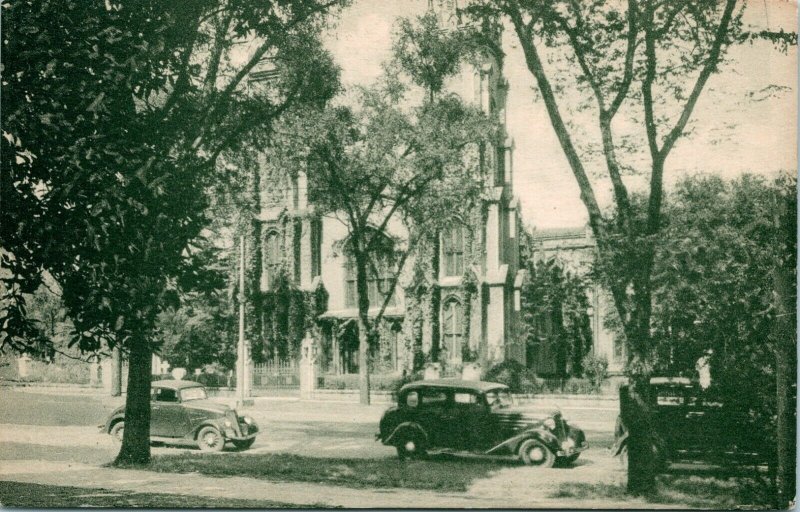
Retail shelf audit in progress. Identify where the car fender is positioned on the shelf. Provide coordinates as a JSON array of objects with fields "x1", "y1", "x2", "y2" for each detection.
[
  {"x1": 486, "y1": 428, "x2": 561, "y2": 455},
  {"x1": 383, "y1": 422, "x2": 428, "y2": 446},
  {"x1": 193, "y1": 419, "x2": 226, "y2": 439},
  {"x1": 103, "y1": 413, "x2": 125, "y2": 434}
]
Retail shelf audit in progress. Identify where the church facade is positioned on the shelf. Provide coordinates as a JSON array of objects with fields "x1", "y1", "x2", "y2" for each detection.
[{"x1": 252, "y1": 41, "x2": 528, "y2": 378}]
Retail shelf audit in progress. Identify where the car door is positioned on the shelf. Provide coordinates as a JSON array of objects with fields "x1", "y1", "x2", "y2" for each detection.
[
  {"x1": 150, "y1": 387, "x2": 190, "y2": 438},
  {"x1": 452, "y1": 390, "x2": 488, "y2": 451},
  {"x1": 415, "y1": 388, "x2": 453, "y2": 448}
]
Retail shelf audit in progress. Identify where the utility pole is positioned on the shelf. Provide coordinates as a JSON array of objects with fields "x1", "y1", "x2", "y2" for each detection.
[{"x1": 236, "y1": 235, "x2": 252, "y2": 407}]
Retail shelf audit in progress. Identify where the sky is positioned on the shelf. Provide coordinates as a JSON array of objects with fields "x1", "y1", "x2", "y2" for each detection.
[{"x1": 323, "y1": 0, "x2": 797, "y2": 229}]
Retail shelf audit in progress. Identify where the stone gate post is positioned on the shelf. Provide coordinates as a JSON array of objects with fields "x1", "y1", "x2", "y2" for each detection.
[
  {"x1": 299, "y1": 331, "x2": 318, "y2": 400},
  {"x1": 16, "y1": 355, "x2": 31, "y2": 379}
]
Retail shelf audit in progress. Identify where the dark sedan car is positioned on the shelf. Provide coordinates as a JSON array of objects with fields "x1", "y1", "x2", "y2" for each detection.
[
  {"x1": 101, "y1": 380, "x2": 258, "y2": 452},
  {"x1": 612, "y1": 377, "x2": 771, "y2": 467},
  {"x1": 377, "y1": 379, "x2": 587, "y2": 467}
]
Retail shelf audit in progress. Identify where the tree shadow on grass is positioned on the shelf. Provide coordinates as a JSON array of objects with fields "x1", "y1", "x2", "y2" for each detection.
[
  {"x1": 549, "y1": 464, "x2": 775, "y2": 509},
  {"x1": 145, "y1": 451, "x2": 509, "y2": 492}
]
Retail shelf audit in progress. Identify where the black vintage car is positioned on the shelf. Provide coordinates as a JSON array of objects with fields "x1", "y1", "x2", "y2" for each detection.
[
  {"x1": 377, "y1": 379, "x2": 587, "y2": 467},
  {"x1": 101, "y1": 380, "x2": 258, "y2": 452},
  {"x1": 612, "y1": 377, "x2": 770, "y2": 467}
]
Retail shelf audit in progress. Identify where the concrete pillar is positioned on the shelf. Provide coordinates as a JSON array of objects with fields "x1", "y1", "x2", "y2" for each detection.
[
  {"x1": 243, "y1": 343, "x2": 253, "y2": 399},
  {"x1": 16, "y1": 356, "x2": 31, "y2": 379},
  {"x1": 424, "y1": 362, "x2": 441, "y2": 380},
  {"x1": 101, "y1": 357, "x2": 113, "y2": 393},
  {"x1": 89, "y1": 361, "x2": 100, "y2": 386},
  {"x1": 299, "y1": 332, "x2": 318, "y2": 400},
  {"x1": 462, "y1": 363, "x2": 482, "y2": 380},
  {"x1": 109, "y1": 346, "x2": 122, "y2": 396},
  {"x1": 487, "y1": 285, "x2": 506, "y2": 365}
]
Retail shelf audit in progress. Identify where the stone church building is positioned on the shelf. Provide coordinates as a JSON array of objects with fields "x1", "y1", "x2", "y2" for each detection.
[
  {"x1": 249, "y1": 4, "x2": 621, "y2": 380},
  {"x1": 253, "y1": 24, "x2": 527, "y2": 378}
]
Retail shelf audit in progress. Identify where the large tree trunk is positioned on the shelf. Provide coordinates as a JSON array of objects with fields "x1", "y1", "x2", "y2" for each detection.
[
  {"x1": 113, "y1": 334, "x2": 152, "y2": 465},
  {"x1": 620, "y1": 380, "x2": 658, "y2": 495},
  {"x1": 772, "y1": 256, "x2": 796, "y2": 508},
  {"x1": 622, "y1": 283, "x2": 658, "y2": 494},
  {"x1": 355, "y1": 254, "x2": 371, "y2": 405}
]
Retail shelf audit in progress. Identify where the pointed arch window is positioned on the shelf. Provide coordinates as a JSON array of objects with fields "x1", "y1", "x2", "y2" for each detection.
[
  {"x1": 344, "y1": 256, "x2": 397, "y2": 309},
  {"x1": 264, "y1": 230, "x2": 281, "y2": 287},
  {"x1": 442, "y1": 225, "x2": 466, "y2": 277},
  {"x1": 442, "y1": 298, "x2": 464, "y2": 362}
]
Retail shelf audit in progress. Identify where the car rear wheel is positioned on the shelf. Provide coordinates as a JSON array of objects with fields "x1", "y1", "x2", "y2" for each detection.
[
  {"x1": 518, "y1": 439, "x2": 555, "y2": 467},
  {"x1": 109, "y1": 422, "x2": 124, "y2": 443},
  {"x1": 197, "y1": 426, "x2": 225, "y2": 452},
  {"x1": 232, "y1": 438, "x2": 256, "y2": 451},
  {"x1": 396, "y1": 431, "x2": 426, "y2": 460}
]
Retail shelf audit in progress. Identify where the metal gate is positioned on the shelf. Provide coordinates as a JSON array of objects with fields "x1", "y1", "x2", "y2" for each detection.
[{"x1": 252, "y1": 359, "x2": 300, "y2": 394}]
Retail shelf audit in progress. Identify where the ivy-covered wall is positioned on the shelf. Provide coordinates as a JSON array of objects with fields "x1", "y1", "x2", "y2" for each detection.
[{"x1": 251, "y1": 271, "x2": 328, "y2": 363}]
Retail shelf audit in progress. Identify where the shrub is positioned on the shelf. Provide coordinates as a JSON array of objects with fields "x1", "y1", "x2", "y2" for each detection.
[
  {"x1": 483, "y1": 360, "x2": 540, "y2": 393},
  {"x1": 25, "y1": 359, "x2": 90, "y2": 384},
  {"x1": 186, "y1": 372, "x2": 231, "y2": 388},
  {"x1": 319, "y1": 373, "x2": 402, "y2": 392},
  {"x1": 582, "y1": 353, "x2": 609, "y2": 391}
]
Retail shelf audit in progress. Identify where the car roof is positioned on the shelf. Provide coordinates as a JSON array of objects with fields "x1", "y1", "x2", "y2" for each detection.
[
  {"x1": 399, "y1": 379, "x2": 508, "y2": 393},
  {"x1": 152, "y1": 379, "x2": 204, "y2": 390}
]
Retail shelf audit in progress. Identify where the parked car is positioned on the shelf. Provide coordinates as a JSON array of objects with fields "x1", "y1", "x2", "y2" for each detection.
[
  {"x1": 100, "y1": 379, "x2": 258, "y2": 452},
  {"x1": 377, "y1": 379, "x2": 587, "y2": 467},
  {"x1": 612, "y1": 377, "x2": 770, "y2": 467}
]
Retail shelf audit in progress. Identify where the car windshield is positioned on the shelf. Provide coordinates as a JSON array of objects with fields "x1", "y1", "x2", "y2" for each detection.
[
  {"x1": 180, "y1": 387, "x2": 207, "y2": 401},
  {"x1": 485, "y1": 389, "x2": 513, "y2": 408}
]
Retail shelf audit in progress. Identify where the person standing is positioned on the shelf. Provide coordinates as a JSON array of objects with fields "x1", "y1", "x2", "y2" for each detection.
[{"x1": 695, "y1": 348, "x2": 713, "y2": 390}]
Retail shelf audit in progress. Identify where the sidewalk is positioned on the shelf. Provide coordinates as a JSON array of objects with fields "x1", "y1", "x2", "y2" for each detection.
[{"x1": 0, "y1": 459, "x2": 669, "y2": 509}]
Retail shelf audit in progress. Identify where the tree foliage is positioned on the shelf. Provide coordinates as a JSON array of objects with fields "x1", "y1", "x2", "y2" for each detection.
[
  {"x1": 461, "y1": 0, "x2": 794, "y2": 493},
  {"x1": 647, "y1": 174, "x2": 796, "y2": 425},
  {"x1": 2, "y1": 0, "x2": 344, "y2": 464}
]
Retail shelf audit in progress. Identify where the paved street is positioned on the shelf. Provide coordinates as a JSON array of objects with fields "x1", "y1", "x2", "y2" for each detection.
[{"x1": 0, "y1": 387, "x2": 646, "y2": 508}]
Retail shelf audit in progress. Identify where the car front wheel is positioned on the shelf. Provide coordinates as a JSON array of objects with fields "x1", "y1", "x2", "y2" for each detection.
[
  {"x1": 197, "y1": 426, "x2": 225, "y2": 452},
  {"x1": 232, "y1": 438, "x2": 256, "y2": 451},
  {"x1": 518, "y1": 439, "x2": 555, "y2": 467},
  {"x1": 109, "y1": 422, "x2": 124, "y2": 443}
]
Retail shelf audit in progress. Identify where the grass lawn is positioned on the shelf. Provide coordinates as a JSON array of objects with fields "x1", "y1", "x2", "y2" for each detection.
[
  {"x1": 0, "y1": 481, "x2": 324, "y2": 508},
  {"x1": 147, "y1": 452, "x2": 509, "y2": 492},
  {"x1": 550, "y1": 472, "x2": 775, "y2": 509}
]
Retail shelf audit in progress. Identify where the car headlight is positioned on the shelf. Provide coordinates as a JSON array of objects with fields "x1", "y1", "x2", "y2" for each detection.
[
  {"x1": 544, "y1": 418, "x2": 556, "y2": 430},
  {"x1": 242, "y1": 416, "x2": 253, "y2": 425},
  {"x1": 561, "y1": 438, "x2": 576, "y2": 450},
  {"x1": 224, "y1": 419, "x2": 233, "y2": 428}
]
